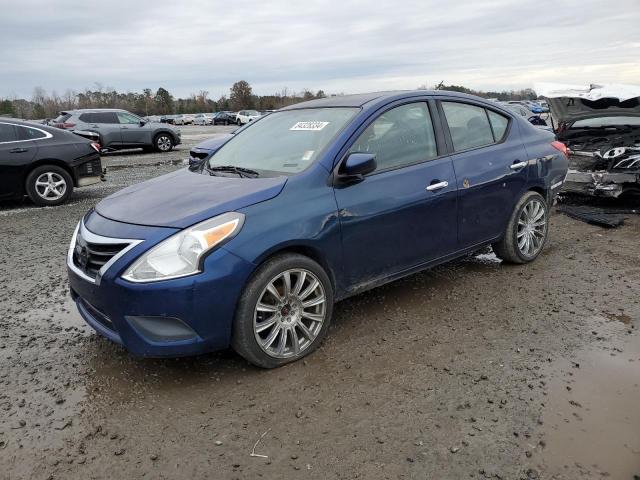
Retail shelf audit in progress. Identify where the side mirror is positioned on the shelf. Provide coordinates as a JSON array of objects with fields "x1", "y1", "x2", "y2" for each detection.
[
  {"x1": 335, "y1": 153, "x2": 376, "y2": 185},
  {"x1": 139, "y1": 120, "x2": 147, "y2": 126},
  {"x1": 188, "y1": 157, "x2": 204, "y2": 171}
]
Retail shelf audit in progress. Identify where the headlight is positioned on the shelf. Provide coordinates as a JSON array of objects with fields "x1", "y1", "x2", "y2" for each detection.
[{"x1": 122, "y1": 212, "x2": 244, "y2": 283}]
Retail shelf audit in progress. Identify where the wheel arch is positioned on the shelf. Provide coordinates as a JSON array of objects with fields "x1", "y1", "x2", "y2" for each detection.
[
  {"x1": 24, "y1": 159, "x2": 76, "y2": 188},
  {"x1": 250, "y1": 243, "x2": 338, "y2": 295}
]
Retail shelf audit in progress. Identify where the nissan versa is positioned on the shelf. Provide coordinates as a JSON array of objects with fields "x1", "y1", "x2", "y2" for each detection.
[{"x1": 67, "y1": 91, "x2": 569, "y2": 368}]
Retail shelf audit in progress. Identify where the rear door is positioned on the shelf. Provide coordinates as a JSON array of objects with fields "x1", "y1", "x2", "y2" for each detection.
[
  {"x1": 0, "y1": 122, "x2": 38, "y2": 198},
  {"x1": 438, "y1": 99, "x2": 528, "y2": 248},
  {"x1": 333, "y1": 101, "x2": 458, "y2": 288},
  {"x1": 89, "y1": 112, "x2": 122, "y2": 148}
]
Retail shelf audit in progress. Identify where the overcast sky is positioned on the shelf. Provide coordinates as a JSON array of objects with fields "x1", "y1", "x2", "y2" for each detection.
[{"x1": 1, "y1": 0, "x2": 639, "y2": 99}]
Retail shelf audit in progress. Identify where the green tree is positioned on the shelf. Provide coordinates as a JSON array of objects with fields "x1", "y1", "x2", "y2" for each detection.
[
  {"x1": 0, "y1": 100, "x2": 14, "y2": 116},
  {"x1": 229, "y1": 80, "x2": 253, "y2": 110},
  {"x1": 154, "y1": 87, "x2": 174, "y2": 114}
]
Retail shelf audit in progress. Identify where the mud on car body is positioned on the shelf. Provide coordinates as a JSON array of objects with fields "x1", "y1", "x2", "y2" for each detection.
[
  {"x1": 538, "y1": 82, "x2": 640, "y2": 198},
  {"x1": 0, "y1": 119, "x2": 102, "y2": 206},
  {"x1": 67, "y1": 90, "x2": 568, "y2": 368}
]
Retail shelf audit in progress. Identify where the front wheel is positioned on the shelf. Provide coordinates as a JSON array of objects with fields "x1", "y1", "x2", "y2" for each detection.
[
  {"x1": 26, "y1": 165, "x2": 73, "y2": 206},
  {"x1": 492, "y1": 191, "x2": 549, "y2": 264},
  {"x1": 154, "y1": 133, "x2": 174, "y2": 152},
  {"x1": 232, "y1": 254, "x2": 334, "y2": 368}
]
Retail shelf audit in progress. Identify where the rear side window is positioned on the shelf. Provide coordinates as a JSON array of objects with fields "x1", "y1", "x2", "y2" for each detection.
[
  {"x1": 349, "y1": 102, "x2": 438, "y2": 171},
  {"x1": 487, "y1": 110, "x2": 509, "y2": 141},
  {"x1": 91, "y1": 112, "x2": 119, "y2": 124},
  {"x1": 0, "y1": 123, "x2": 18, "y2": 143},
  {"x1": 442, "y1": 102, "x2": 494, "y2": 151},
  {"x1": 79, "y1": 113, "x2": 95, "y2": 123},
  {"x1": 17, "y1": 125, "x2": 49, "y2": 140}
]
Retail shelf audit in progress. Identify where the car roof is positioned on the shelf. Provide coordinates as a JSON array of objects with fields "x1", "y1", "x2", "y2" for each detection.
[
  {"x1": 280, "y1": 90, "x2": 494, "y2": 110},
  {"x1": 64, "y1": 108, "x2": 129, "y2": 113}
]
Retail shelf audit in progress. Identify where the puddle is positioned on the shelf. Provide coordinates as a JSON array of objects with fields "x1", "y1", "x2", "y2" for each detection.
[
  {"x1": 605, "y1": 311, "x2": 633, "y2": 325},
  {"x1": 539, "y1": 315, "x2": 640, "y2": 478}
]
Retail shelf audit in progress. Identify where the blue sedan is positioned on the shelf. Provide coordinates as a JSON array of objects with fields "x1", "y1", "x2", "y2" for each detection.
[{"x1": 67, "y1": 90, "x2": 569, "y2": 368}]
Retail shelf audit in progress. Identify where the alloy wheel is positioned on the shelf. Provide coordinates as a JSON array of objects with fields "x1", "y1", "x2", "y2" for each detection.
[
  {"x1": 35, "y1": 172, "x2": 67, "y2": 201},
  {"x1": 253, "y1": 269, "x2": 327, "y2": 359},
  {"x1": 157, "y1": 135, "x2": 172, "y2": 151},
  {"x1": 516, "y1": 198, "x2": 547, "y2": 257}
]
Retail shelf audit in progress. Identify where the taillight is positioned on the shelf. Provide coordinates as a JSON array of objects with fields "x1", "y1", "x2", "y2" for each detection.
[
  {"x1": 55, "y1": 122, "x2": 76, "y2": 129},
  {"x1": 90, "y1": 142, "x2": 101, "y2": 153},
  {"x1": 551, "y1": 140, "x2": 569, "y2": 159}
]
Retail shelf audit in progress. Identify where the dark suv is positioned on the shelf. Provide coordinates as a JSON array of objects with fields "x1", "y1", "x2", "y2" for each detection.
[{"x1": 52, "y1": 109, "x2": 181, "y2": 153}]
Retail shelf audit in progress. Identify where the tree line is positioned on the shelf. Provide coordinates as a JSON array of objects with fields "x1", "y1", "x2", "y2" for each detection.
[
  {"x1": 0, "y1": 79, "x2": 538, "y2": 120},
  {"x1": 0, "y1": 81, "x2": 328, "y2": 120}
]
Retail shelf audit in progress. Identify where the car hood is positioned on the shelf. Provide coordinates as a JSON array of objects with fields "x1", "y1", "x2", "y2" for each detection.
[
  {"x1": 192, "y1": 134, "x2": 233, "y2": 152},
  {"x1": 536, "y1": 82, "x2": 640, "y2": 124},
  {"x1": 95, "y1": 168, "x2": 287, "y2": 229}
]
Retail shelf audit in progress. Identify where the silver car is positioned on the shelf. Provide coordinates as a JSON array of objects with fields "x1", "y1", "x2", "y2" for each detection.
[{"x1": 52, "y1": 109, "x2": 181, "y2": 152}]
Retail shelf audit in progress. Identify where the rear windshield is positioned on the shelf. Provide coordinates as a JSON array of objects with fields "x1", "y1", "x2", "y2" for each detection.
[
  {"x1": 208, "y1": 107, "x2": 357, "y2": 176},
  {"x1": 572, "y1": 116, "x2": 640, "y2": 128},
  {"x1": 54, "y1": 113, "x2": 71, "y2": 123}
]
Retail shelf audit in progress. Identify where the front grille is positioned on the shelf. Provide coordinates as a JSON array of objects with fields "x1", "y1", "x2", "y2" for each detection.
[{"x1": 72, "y1": 229, "x2": 129, "y2": 280}]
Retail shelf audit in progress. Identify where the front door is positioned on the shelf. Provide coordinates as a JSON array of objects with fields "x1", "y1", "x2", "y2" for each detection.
[
  {"x1": 333, "y1": 102, "x2": 458, "y2": 289},
  {"x1": 117, "y1": 111, "x2": 150, "y2": 146}
]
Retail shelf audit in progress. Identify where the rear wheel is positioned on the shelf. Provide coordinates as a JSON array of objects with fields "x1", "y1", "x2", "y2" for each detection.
[
  {"x1": 25, "y1": 165, "x2": 73, "y2": 206},
  {"x1": 492, "y1": 191, "x2": 549, "y2": 263},
  {"x1": 154, "y1": 133, "x2": 174, "y2": 152},
  {"x1": 232, "y1": 254, "x2": 334, "y2": 368}
]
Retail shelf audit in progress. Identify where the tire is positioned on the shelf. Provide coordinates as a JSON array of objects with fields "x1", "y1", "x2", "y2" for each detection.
[
  {"x1": 492, "y1": 191, "x2": 549, "y2": 264},
  {"x1": 154, "y1": 133, "x2": 174, "y2": 152},
  {"x1": 232, "y1": 253, "x2": 334, "y2": 368},
  {"x1": 25, "y1": 165, "x2": 73, "y2": 206}
]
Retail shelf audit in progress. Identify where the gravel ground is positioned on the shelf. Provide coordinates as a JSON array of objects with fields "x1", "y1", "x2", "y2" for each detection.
[{"x1": 1, "y1": 125, "x2": 639, "y2": 479}]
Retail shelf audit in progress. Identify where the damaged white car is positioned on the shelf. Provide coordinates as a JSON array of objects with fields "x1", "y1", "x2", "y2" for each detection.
[{"x1": 537, "y1": 83, "x2": 640, "y2": 198}]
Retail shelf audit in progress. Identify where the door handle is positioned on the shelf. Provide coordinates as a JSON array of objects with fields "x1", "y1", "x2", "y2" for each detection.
[
  {"x1": 510, "y1": 161, "x2": 528, "y2": 170},
  {"x1": 9, "y1": 147, "x2": 28, "y2": 153},
  {"x1": 426, "y1": 180, "x2": 448, "y2": 191}
]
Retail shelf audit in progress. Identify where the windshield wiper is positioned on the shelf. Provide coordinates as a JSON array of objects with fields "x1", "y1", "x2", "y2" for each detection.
[{"x1": 206, "y1": 165, "x2": 260, "y2": 178}]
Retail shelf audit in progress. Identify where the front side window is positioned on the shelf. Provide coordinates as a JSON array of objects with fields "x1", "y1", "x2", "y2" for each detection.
[
  {"x1": 349, "y1": 103, "x2": 437, "y2": 171},
  {"x1": 117, "y1": 112, "x2": 140, "y2": 124},
  {"x1": 442, "y1": 102, "x2": 494, "y2": 151},
  {"x1": 0, "y1": 123, "x2": 18, "y2": 143},
  {"x1": 208, "y1": 107, "x2": 357, "y2": 176}
]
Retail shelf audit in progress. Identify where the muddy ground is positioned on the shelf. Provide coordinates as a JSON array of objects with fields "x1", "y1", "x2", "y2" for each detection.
[{"x1": 1, "y1": 125, "x2": 639, "y2": 480}]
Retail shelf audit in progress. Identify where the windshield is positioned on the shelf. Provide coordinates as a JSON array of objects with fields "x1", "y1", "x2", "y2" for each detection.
[
  {"x1": 207, "y1": 108, "x2": 357, "y2": 176},
  {"x1": 572, "y1": 116, "x2": 640, "y2": 128}
]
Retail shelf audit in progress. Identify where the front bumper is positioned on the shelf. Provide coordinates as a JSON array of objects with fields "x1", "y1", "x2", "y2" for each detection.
[
  {"x1": 67, "y1": 215, "x2": 255, "y2": 357},
  {"x1": 563, "y1": 169, "x2": 639, "y2": 198}
]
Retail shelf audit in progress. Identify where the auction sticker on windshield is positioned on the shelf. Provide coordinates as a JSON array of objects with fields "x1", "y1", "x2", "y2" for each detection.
[{"x1": 290, "y1": 121, "x2": 329, "y2": 131}]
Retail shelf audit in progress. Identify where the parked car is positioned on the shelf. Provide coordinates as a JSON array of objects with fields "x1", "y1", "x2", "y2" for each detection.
[
  {"x1": 212, "y1": 112, "x2": 237, "y2": 126},
  {"x1": 160, "y1": 115, "x2": 175, "y2": 124},
  {"x1": 235, "y1": 110, "x2": 261, "y2": 125},
  {"x1": 52, "y1": 109, "x2": 181, "y2": 152},
  {"x1": 539, "y1": 82, "x2": 640, "y2": 197},
  {"x1": 173, "y1": 114, "x2": 194, "y2": 126},
  {"x1": 193, "y1": 113, "x2": 214, "y2": 125},
  {"x1": 67, "y1": 90, "x2": 568, "y2": 368},
  {"x1": 501, "y1": 104, "x2": 552, "y2": 131},
  {"x1": 0, "y1": 119, "x2": 102, "y2": 206},
  {"x1": 187, "y1": 120, "x2": 261, "y2": 170}
]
